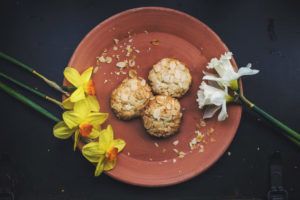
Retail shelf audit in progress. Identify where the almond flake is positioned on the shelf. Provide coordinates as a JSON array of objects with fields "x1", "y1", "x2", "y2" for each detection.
[
  {"x1": 113, "y1": 46, "x2": 118, "y2": 51},
  {"x1": 128, "y1": 60, "x2": 135, "y2": 67},
  {"x1": 154, "y1": 142, "x2": 159, "y2": 147},
  {"x1": 208, "y1": 127, "x2": 215, "y2": 134},
  {"x1": 173, "y1": 158, "x2": 177, "y2": 163},
  {"x1": 113, "y1": 38, "x2": 119, "y2": 44},
  {"x1": 150, "y1": 39, "x2": 160, "y2": 46},
  {"x1": 173, "y1": 140, "x2": 179, "y2": 146},
  {"x1": 105, "y1": 56, "x2": 112, "y2": 63},
  {"x1": 93, "y1": 66, "x2": 99, "y2": 74},
  {"x1": 116, "y1": 61, "x2": 128, "y2": 69},
  {"x1": 200, "y1": 120, "x2": 206, "y2": 127},
  {"x1": 134, "y1": 49, "x2": 140, "y2": 53},
  {"x1": 178, "y1": 151, "x2": 186, "y2": 158},
  {"x1": 98, "y1": 56, "x2": 106, "y2": 63},
  {"x1": 173, "y1": 148, "x2": 179, "y2": 154},
  {"x1": 104, "y1": 80, "x2": 108, "y2": 84}
]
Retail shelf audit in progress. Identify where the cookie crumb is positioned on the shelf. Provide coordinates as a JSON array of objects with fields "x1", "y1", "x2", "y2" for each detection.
[
  {"x1": 93, "y1": 66, "x2": 99, "y2": 74},
  {"x1": 150, "y1": 39, "x2": 160, "y2": 46},
  {"x1": 173, "y1": 140, "x2": 179, "y2": 146}
]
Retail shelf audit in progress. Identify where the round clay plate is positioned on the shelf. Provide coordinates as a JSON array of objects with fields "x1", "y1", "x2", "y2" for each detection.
[{"x1": 67, "y1": 7, "x2": 242, "y2": 187}]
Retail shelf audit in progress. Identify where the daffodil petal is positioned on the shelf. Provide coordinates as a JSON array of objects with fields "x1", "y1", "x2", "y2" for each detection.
[
  {"x1": 70, "y1": 86, "x2": 85, "y2": 102},
  {"x1": 203, "y1": 105, "x2": 221, "y2": 119},
  {"x1": 85, "y1": 95, "x2": 100, "y2": 112},
  {"x1": 73, "y1": 98, "x2": 90, "y2": 118},
  {"x1": 81, "y1": 67, "x2": 93, "y2": 83},
  {"x1": 64, "y1": 67, "x2": 82, "y2": 87},
  {"x1": 94, "y1": 155, "x2": 105, "y2": 176},
  {"x1": 88, "y1": 128, "x2": 101, "y2": 139},
  {"x1": 99, "y1": 125, "x2": 114, "y2": 151},
  {"x1": 62, "y1": 111, "x2": 82, "y2": 129},
  {"x1": 62, "y1": 97, "x2": 74, "y2": 110},
  {"x1": 113, "y1": 139, "x2": 126, "y2": 152},
  {"x1": 103, "y1": 159, "x2": 116, "y2": 171},
  {"x1": 87, "y1": 112, "x2": 108, "y2": 126},
  {"x1": 82, "y1": 142, "x2": 104, "y2": 163},
  {"x1": 237, "y1": 63, "x2": 259, "y2": 77},
  {"x1": 218, "y1": 101, "x2": 228, "y2": 121},
  {"x1": 73, "y1": 129, "x2": 80, "y2": 151},
  {"x1": 53, "y1": 121, "x2": 74, "y2": 139}
]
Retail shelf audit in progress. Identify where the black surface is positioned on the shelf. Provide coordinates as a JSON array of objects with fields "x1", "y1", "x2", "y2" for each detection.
[{"x1": 0, "y1": 0, "x2": 299, "y2": 199}]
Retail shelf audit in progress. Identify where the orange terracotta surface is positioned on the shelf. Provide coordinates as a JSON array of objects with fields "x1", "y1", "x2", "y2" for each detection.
[{"x1": 67, "y1": 7, "x2": 242, "y2": 187}]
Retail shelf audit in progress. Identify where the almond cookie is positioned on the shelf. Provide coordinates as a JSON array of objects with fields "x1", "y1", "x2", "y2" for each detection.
[
  {"x1": 148, "y1": 58, "x2": 192, "y2": 98},
  {"x1": 142, "y1": 95, "x2": 182, "y2": 137},
  {"x1": 111, "y1": 71, "x2": 153, "y2": 120}
]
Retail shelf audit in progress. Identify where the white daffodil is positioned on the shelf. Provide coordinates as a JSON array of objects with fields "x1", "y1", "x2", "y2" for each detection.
[
  {"x1": 203, "y1": 52, "x2": 259, "y2": 90},
  {"x1": 196, "y1": 81, "x2": 233, "y2": 121}
]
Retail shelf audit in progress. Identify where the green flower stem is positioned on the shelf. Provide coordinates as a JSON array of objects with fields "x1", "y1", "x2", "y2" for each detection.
[
  {"x1": 239, "y1": 94, "x2": 300, "y2": 146},
  {"x1": 62, "y1": 85, "x2": 76, "y2": 92},
  {"x1": 0, "y1": 52, "x2": 68, "y2": 96},
  {"x1": 0, "y1": 80, "x2": 60, "y2": 122},
  {"x1": 0, "y1": 72, "x2": 63, "y2": 108}
]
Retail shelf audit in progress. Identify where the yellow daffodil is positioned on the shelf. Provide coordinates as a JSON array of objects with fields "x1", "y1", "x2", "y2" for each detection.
[
  {"x1": 62, "y1": 95, "x2": 100, "y2": 112},
  {"x1": 82, "y1": 125, "x2": 126, "y2": 176},
  {"x1": 64, "y1": 67, "x2": 96, "y2": 102},
  {"x1": 53, "y1": 98, "x2": 108, "y2": 150}
]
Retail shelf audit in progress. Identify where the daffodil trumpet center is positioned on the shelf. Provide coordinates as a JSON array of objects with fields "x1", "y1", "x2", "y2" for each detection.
[
  {"x1": 106, "y1": 147, "x2": 118, "y2": 162},
  {"x1": 85, "y1": 80, "x2": 96, "y2": 96},
  {"x1": 79, "y1": 122, "x2": 93, "y2": 137},
  {"x1": 229, "y1": 80, "x2": 239, "y2": 91},
  {"x1": 225, "y1": 94, "x2": 234, "y2": 103}
]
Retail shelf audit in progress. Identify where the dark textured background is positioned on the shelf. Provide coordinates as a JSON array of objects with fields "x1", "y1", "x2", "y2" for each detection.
[{"x1": 0, "y1": 0, "x2": 299, "y2": 199}]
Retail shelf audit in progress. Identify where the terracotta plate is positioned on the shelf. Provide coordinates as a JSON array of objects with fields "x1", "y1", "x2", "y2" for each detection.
[{"x1": 67, "y1": 7, "x2": 242, "y2": 187}]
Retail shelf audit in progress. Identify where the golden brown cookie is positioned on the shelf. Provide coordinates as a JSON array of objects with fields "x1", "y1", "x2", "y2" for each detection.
[
  {"x1": 142, "y1": 95, "x2": 182, "y2": 137},
  {"x1": 148, "y1": 58, "x2": 192, "y2": 98}
]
